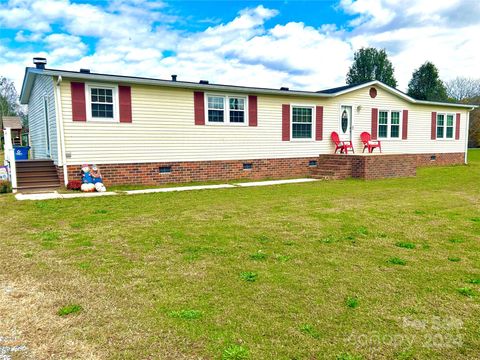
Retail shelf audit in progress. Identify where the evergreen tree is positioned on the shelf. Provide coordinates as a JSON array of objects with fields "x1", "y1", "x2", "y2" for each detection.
[
  {"x1": 346, "y1": 47, "x2": 397, "y2": 87},
  {"x1": 407, "y1": 62, "x2": 448, "y2": 101}
]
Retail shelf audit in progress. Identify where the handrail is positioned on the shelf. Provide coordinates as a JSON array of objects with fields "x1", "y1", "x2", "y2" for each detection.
[{"x1": 3, "y1": 127, "x2": 17, "y2": 191}]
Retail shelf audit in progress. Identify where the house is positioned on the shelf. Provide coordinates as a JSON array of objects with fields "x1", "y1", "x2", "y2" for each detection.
[{"x1": 18, "y1": 57, "x2": 475, "y2": 188}]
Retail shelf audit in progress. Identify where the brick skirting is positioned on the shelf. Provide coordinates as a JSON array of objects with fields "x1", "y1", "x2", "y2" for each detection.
[
  {"x1": 57, "y1": 152, "x2": 465, "y2": 186},
  {"x1": 60, "y1": 157, "x2": 319, "y2": 186}
]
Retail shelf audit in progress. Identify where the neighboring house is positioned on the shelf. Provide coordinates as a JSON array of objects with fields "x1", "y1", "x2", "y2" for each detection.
[{"x1": 19, "y1": 58, "x2": 475, "y2": 186}]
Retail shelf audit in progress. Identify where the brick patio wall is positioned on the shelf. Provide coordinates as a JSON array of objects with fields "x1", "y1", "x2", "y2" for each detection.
[{"x1": 313, "y1": 152, "x2": 465, "y2": 180}]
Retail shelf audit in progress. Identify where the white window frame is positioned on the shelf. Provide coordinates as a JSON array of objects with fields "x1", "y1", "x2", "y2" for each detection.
[
  {"x1": 377, "y1": 109, "x2": 402, "y2": 140},
  {"x1": 85, "y1": 83, "x2": 120, "y2": 123},
  {"x1": 436, "y1": 112, "x2": 455, "y2": 140},
  {"x1": 205, "y1": 93, "x2": 248, "y2": 126},
  {"x1": 290, "y1": 104, "x2": 315, "y2": 141}
]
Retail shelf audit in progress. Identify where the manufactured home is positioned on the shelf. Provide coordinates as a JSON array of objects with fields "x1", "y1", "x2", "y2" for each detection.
[{"x1": 15, "y1": 58, "x2": 474, "y2": 191}]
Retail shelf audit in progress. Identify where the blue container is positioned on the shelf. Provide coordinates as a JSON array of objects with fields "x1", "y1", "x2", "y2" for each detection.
[{"x1": 13, "y1": 146, "x2": 30, "y2": 160}]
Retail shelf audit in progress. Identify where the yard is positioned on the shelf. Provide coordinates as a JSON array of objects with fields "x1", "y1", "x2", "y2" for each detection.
[{"x1": 0, "y1": 151, "x2": 479, "y2": 360}]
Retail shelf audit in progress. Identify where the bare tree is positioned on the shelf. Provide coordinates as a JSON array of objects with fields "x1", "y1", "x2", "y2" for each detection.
[
  {"x1": 0, "y1": 76, "x2": 27, "y2": 126},
  {"x1": 445, "y1": 77, "x2": 480, "y2": 101}
]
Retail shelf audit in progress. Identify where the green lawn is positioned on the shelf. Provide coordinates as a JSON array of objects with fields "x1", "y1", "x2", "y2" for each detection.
[{"x1": 1, "y1": 151, "x2": 479, "y2": 359}]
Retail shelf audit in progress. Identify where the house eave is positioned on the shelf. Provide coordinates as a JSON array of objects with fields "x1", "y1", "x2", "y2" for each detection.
[
  {"x1": 19, "y1": 68, "x2": 477, "y2": 110},
  {"x1": 37, "y1": 68, "x2": 333, "y2": 98}
]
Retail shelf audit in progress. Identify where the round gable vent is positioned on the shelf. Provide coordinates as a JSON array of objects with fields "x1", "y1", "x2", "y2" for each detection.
[{"x1": 369, "y1": 87, "x2": 377, "y2": 98}]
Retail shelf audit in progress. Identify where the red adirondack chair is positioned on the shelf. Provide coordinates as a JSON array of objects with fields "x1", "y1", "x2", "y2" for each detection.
[
  {"x1": 331, "y1": 132, "x2": 354, "y2": 154},
  {"x1": 360, "y1": 132, "x2": 382, "y2": 153}
]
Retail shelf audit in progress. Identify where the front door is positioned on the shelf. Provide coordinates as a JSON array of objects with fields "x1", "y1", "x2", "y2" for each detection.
[{"x1": 339, "y1": 105, "x2": 353, "y2": 141}]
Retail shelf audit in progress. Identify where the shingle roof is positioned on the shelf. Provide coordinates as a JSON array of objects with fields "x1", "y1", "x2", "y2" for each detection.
[{"x1": 317, "y1": 81, "x2": 372, "y2": 94}]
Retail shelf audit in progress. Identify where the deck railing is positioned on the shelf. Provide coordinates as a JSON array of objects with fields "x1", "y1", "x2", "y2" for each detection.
[{"x1": 3, "y1": 127, "x2": 17, "y2": 190}]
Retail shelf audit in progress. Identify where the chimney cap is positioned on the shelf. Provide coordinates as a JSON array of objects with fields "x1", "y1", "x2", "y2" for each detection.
[
  {"x1": 199, "y1": 80, "x2": 209, "y2": 84},
  {"x1": 280, "y1": 87, "x2": 289, "y2": 91},
  {"x1": 80, "y1": 68, "x2": 91, "y2": 73},
  {"x1": 33, "y1": 57, "x2": 47, "y2": 69},
  {"x1": 171, "y1": 74, "x2": 177, "y2": 81}
]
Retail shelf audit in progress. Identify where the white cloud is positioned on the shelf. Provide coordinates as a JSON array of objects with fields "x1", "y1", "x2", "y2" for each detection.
[{"x1": 0, "y1": 0, "x2": 479, "y2": 95}]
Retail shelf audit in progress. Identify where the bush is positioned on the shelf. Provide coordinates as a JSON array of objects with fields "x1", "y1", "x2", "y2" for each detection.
[
  {"x1": 67, "y1": 180, "x2": 82, "y2": 190},
  {"x1": 0, "y1": 180, "x2": 12, "y2": 193}
]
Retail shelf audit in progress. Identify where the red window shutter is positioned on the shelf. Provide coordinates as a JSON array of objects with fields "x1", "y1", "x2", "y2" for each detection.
[
  {"x1": 431, "y1": 112, "x2": 437, "y2": 140},
  {"x1": 402, "y1": 110, "x2": 408, "y2": 140},
  {"x1": 71, "y1": 82, "x2": 86, "y2": 121},
  {"x1": 194, "y1": 91, "x2": 205, "y2": 125},
  {"x1": 119, "y1": 85, "x2": 132, "y2": 123},
  {"x1": 455, "y1": 113, "x2": 461, "y2": 140},
  {"x1": 315, "y1": 106, "x2": 323, "y2": 140},
  {"x1": 282, "y1": 104, "x2": 290, "y2": 141},
  {"x1": 371, "y1": 108, "x2": 378, "y2": 140},
  {"x1": 248, "y1": 95, "x2": 257, "y2": 126}
]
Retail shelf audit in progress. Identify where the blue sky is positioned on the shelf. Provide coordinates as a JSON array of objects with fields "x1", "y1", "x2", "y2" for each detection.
[{"x1": 0, "y1": 0, "x2": 479, "y2": 92}]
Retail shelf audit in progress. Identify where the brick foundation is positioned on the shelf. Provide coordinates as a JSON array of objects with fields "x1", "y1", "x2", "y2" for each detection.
[
  {"x1": 62, "y1": 157, "x2": 319, "y2": 186},
  {"x1": 414, "y1": 152, "x2": 465, "y2": 167},
  {"x1": 58, "y1": 152, "x2": 465, "y2": 186}
]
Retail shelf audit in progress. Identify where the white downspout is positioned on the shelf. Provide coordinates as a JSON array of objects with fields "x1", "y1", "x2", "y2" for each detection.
[
  {"x1": 464, "y1": 110, "x2": 471, "y2": 165},
  {"x1": 53, "y1": 76, "x2": 68, "y2": 185}
]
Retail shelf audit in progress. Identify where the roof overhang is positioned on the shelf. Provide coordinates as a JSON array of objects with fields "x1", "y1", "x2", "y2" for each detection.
[{"x1": 19, "y1": 68, "x2": 477, "y2": 110}]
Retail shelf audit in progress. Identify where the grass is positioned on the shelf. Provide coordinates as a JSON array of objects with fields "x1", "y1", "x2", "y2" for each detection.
[
  {"x1": 0, "y1": 149, "x2": 479, "y2": 359},
  {"x1": 221, "y1": 344, "x2": 249, "y2": 360},
  {"x1": 168, "y1": 309, "x2": 203, "y2": 320},
  {"x1": 395, "y1": 241, "x2": 416, "y2": 249},
  {"x1": 387, "y1": 257, "x2": 407, "y2": 266},
  {"x1": 58, "y1": 304, "x2": 82, "y2": 316},
  {"x1": 346, "y1": 296, "x2": 359, "y2": 309}
]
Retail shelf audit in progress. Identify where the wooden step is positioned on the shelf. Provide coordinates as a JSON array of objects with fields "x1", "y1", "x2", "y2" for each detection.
[
  {"x1": 17, "y1": 177, "x2": 60, "y2": 186},
  {"x1": 17, "y1": 170, "x2": 58, "y2": 178},
  {"x1": 17, "y1": 184, "x2": 60, "y2": 192}
]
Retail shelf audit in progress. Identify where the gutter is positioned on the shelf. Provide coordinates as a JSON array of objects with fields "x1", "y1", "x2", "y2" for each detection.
[{"x1": 21, "y1": 68, "x2": 478, "y2": 110}]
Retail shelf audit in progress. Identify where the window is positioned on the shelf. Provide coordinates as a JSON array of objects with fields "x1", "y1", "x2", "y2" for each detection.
[
  {"x1": 378, "y1": 110, "x2": 401, "y2": 139},
  {"x1": 437, "y1": 113, "x2": 454, "y2": 139},
  {"x1": 206, "y1": 95, "x2": 246, "y2": 124},
  {"x1": 292, "y1": 106, "x2": 313, "y2": 139},
  {"x1": 243, "y1": 163, "x2": 253, "y2": 170},
  {"x1": 207, "y1": 96, "x2": 224, "y2": 122},
  {"x1": 229, "y1": 97, "x2": 245, "y2": 123},
  {"x1": 87, "y1": 84, "x2": 118, "y2": 122}
]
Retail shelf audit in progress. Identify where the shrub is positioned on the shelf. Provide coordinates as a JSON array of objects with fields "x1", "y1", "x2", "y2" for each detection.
[
  {"x1": 0, "y1": 180, "x2": 12, "y2": 193},
  {"x1": 67, "y1": 180, "x2": 82, "y2": 190}
]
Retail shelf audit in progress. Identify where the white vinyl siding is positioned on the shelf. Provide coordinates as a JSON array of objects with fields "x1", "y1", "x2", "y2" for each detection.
[
  {"x1": 27, "y1": 75, "x2": 58, "y2": 163},
  {"x1": 58, "y1": 79, "x2": 467, "y2": 165}
]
